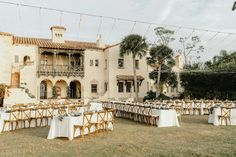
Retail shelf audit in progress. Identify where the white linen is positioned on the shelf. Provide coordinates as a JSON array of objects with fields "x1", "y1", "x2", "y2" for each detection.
[
  {"x1": 47, "y1": 112, "x2": 113, "y2": 140},
  {"x1": 0, "y1": 111, "x2": 43, "y2": 133},
  {"x1": 89, "y1": 102, "x2": 103, "y2": 111},
  {"x1": 208, "y1": 107, "x2": 236, "y2": 125},
  {"x1": 152, "y1": 109, "x2": 180, "y2": 127}
]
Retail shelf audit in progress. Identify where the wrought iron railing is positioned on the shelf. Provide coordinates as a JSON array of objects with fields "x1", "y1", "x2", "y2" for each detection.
[{"x1": 38, "y1": 64, "x2": 84, "y2": 77}]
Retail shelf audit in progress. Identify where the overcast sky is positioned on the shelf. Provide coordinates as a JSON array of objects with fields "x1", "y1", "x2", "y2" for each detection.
[{"x1": 0, "y1": 0, "x2": 236, "y2": 62}]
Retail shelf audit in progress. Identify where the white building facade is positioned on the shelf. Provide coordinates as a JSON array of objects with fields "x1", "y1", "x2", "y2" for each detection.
[{"x1": 0, "y1": 26, "x2": 151, "y2": 103}]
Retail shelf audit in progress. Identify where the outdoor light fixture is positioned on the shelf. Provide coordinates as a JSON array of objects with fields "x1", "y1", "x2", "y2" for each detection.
[{"x1": 232, "y1": 1, "x2": 236, "y2": 11}]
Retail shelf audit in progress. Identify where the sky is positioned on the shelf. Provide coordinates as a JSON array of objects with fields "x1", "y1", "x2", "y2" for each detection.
[{"x1": 0, "y1": 0, "x2": 236, "y2": 62}]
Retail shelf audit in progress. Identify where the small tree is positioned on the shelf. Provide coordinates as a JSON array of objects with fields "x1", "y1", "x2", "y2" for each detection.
[
  {"x1": 52, "y1": 86, "x2": 57, "y2": 99},
  {"x1": 120, "y1": 34, "x2": 148, "y2": 102},
  {"x1": 147, "y1": 45, "x2": 177, "y2": 96},
  {"x1": 179, "y1": 36, "x2": 204, "y2": 65}
]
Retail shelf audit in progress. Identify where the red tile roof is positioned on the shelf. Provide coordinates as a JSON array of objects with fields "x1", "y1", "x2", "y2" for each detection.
[
  {"x1": 13, "y1": 36, "x2": 105, "y2": 50},
  {"x1": 50, "y1": 26, "x2": 66, "y2": 30},
  {"x1": 0, "y1": 32, "x2": 13, "y2": 36}
]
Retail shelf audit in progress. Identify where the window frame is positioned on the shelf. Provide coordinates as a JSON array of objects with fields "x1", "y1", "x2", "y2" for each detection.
[
  {"x1": 95, "y1": 59, "x2": 99, "y2": 67},
  {"x1": 126, "y1": 81, "x2": 132, "y2": 93},
  {"x1": 90, "y1": 60, "x2": 93, "y2": 66},
  {"x1": 118, "y1": 58, "x2": 124, "y2": 69},
  {"x1": 91, "y1": 84, "x2": 98, "y2": 93},
  {"x1": 118, "y1": 82, "x2": 124, "y2": 93}
]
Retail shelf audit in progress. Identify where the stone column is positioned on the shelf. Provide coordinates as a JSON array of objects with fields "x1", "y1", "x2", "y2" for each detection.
[{"x1": 53, "y1": 51, "x2": 57, "y2": 69}]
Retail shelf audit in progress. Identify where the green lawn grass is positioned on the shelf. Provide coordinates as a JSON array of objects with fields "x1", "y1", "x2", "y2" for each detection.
[{"x1": 0, "y1": 116, "x2": 236, "y2": 157}]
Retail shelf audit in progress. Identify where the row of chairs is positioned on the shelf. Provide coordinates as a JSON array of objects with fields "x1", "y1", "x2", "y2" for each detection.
[
  {"x1": 2, "y1": 103, "x2": 89, "y2": 132},
  {"x1": 73, "y1": 109, "x2": 116, "y2": 141},
  {"x1": 102, "y1": 102, "x2": 161, "y2": 126}
]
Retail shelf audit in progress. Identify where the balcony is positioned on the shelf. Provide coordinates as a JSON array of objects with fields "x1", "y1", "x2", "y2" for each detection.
[{"x1": 38, "y1": 64, "x2": 84, "y2": 77}]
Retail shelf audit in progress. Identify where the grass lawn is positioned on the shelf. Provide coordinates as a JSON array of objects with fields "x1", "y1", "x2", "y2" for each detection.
[{"x1": 0, "y1": 116, "x2": 236, "y2": 157}]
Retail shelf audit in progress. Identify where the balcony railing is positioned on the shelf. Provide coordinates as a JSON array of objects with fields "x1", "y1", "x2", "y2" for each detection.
[{"x1": 38, "y1": 64, "x2": 84, "y2": 77}]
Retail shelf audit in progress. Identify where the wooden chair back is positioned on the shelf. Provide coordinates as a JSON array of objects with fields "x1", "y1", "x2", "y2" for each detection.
[{"x1": 83, "y1": 111, "x2": 93, "y2": 126}]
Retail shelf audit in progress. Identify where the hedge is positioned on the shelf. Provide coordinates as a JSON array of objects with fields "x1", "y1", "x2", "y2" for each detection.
[{"x1": 180, "y1": 72, "x2": 236, "y2": 100}]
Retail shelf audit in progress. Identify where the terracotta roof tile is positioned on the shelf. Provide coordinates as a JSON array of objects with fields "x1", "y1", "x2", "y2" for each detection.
[
  {"x1": 13, "y1": 36, "x2": 105, "y2": 50},
  {"x1": 50, "y1": 26, "x2": 66, "y2": 30},
  {"x1": 0, "y1": 32, "x2": 13, "y2": 36}
]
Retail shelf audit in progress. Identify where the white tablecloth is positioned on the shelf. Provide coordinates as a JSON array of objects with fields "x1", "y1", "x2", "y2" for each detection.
[
  {"x1": 208, "y1": 107, "x2": 236, "y2": 125},
  {"x1": 89, "y1": 102, "x2": 103, "y2": 111},
  {"x1": 0, "y1": 111, "x2": 44, "y2": 133},
  {"x1": 152, "y1": 109, "x2": 180, "y2": 127},
  {"x1": 47, "y1": 112, "x2": 113, "y2": 140}
]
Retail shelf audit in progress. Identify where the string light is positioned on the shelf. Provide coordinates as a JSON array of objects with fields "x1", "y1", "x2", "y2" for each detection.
[
  {"x1": 0, "y1": 1, "x2": 235, "y2": 36},
  {"x1": 130, "y1": 21, "x2": 136, "y2": 33}
]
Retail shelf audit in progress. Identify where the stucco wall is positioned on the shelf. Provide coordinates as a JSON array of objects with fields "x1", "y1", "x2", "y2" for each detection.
[
  {"x1": 105, "y1": 45, "x2": 149, "y2": 100},
  {"x1": 83, "y1": 49, "x2": 105, "y2": 100},
  {"x1": 0, "y1": 35, "x2": 13, "y2": 85}
]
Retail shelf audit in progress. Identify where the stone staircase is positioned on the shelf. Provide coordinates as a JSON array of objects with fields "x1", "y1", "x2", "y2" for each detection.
[{"x1": 3, "y1": 88, "x2": 36, "y2": 107}]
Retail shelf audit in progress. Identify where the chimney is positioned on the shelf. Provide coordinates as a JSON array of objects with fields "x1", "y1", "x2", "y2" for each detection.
[
  {"x1": 175, "y1": 54, "x2": 183, "y2": 69},
  {"x1": 50, "y1": 26, "x2": 66, "y2": 43},
  {"x1": 96, "y1": 35, "x2": 105, "y2": 48}
]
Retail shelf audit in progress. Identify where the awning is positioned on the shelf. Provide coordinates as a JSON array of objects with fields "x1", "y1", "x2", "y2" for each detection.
[{"x1": 116, "y1": 75, "x2": 145, "y2": 81}]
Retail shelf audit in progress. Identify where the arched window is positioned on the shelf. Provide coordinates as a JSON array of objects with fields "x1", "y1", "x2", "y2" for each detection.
[{"x1": 23, "y1": 56, "x2": 30, "y2": 66}]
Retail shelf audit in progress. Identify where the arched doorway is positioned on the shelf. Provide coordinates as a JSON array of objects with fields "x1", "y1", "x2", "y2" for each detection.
[
  {"x1": 55, "y1": 80, "x2": 67, "y2": 99},
  {"x1": 69, "y1": 80, "x2": 81, "y2": 99},
  {"x1": 40, "y1": 80, "x2": 53, "y2": 99}
]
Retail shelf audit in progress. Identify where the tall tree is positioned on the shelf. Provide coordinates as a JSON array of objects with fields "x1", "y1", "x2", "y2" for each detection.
[
  {"x1": 147, "y1": 45, "x2": 177, "y2": 96},
  {"x1": 120, "y1": 34, "x2": 148, "y2": 102},
  {"x1": 154, "y1": 27, "x2": 175, "y2": 46},
  {"x1": 148, "y1": 27, "x2": 175, "y2": 97},
  {"x1": 205, "y1": 50, "x2": 236, "y2": 71},
  {"x1": 179, "y1": 36, "x2": 204, "y2": 65}
]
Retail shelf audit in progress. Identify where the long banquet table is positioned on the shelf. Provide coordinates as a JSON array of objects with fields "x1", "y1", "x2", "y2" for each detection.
[{"x1": 47, "y1": 111, "x2": 113, "y2": 140}]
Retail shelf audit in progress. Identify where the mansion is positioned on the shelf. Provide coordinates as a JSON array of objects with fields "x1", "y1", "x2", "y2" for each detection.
[{"x1": 0, "y1": 26, "x2": 182, "y2": 105}]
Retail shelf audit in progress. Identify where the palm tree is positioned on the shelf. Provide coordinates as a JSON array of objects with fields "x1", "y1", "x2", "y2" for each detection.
[
  {"x1": 120, "y1": 34, "x2": 148, "y2": 102},
  {"x1": 147, "y1": 45, "x2": 175, "y2": 97}
]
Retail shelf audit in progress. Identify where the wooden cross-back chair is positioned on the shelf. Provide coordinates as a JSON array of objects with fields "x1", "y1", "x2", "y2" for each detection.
[
  {"x1": 127, "y1": 103, "x2": 134, "y2": 119},
  {"x1": 193, "y1": 101, "x2": 202, "y2": 115},
  {"x1": 58, "y1": 106, "x2": 67, "y2": 116},
  {"x1": 35, "y1": 106, "x2": 45, "y2": 127},
  {"x1": 44, "y1": 106, "x2": 54, "y2": 126},
  {"x1": 166, "y1": 101, "x2": 174, "y2": 108},
  {"x1": 218, "y1": 107, "x2": 231, "y2": 126},
  {"x1": 138, "y1": 105, "x2": 145, "y2": 123},
  {"x1": 91, "y1": 110, "x2": 106, "y2": 135},
  {"x1": 203, "y1": 100, "x2": 213, "y2": 115},
  {"x1": 148, "y1": 108, "x2": 159, "y2": 126},
  {"x1": 223, "y1": 101, "x2": 233, "y2": 108},
  {"x1": 2, "y1": 109, "x2": 20, "y2": 132},
  {"x1": 184, "y1": 101, "x2": 193, "y2": 115},
  {"x1": 73, "y1": 111, "x2": 93, "y2": 141},
  {"x1": 18, "y1": 108, "x2": 31, "y2": 128},
  {"x1": 104, "y1": 109, "x2": 116, "y2": 130}
]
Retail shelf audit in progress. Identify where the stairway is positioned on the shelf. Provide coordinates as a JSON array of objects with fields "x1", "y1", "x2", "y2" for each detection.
[{"x1": 3, "y1": 88, "x2": 36, "y2": 107}]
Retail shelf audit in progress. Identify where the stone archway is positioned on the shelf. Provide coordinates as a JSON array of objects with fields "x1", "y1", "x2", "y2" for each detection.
[
  {"x1": 55, "y1": 80, "x2": 67, "y2": 99},
  {"x1": 40, "y1": 80, "x2": 53, "y2": 99},
  {"x1": 69, "y1": 80, "x2": 81, "y2": 99}
]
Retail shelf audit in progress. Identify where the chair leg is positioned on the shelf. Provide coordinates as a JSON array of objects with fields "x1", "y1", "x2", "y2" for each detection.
[{"x1": 2, "y1": 122, "x2": 6, "y2": 132}]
